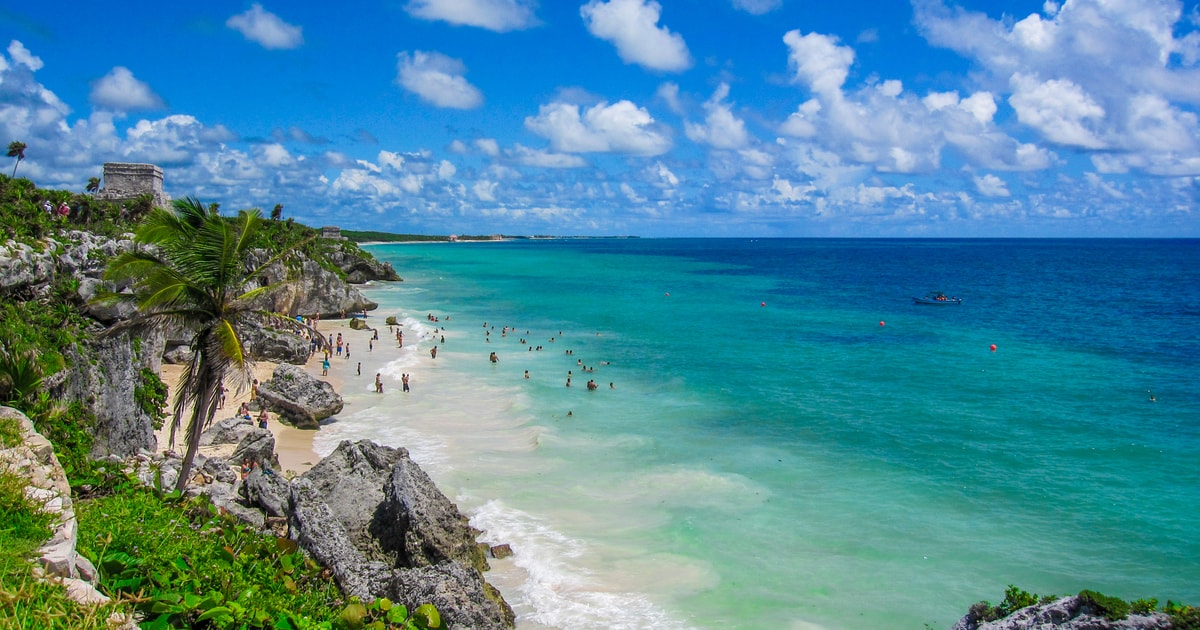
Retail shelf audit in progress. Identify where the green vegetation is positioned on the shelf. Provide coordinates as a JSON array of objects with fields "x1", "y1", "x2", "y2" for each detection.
[
  {"x1": 104, "y1": 197, "x2": 304, "y2": 492},
  {"x1": 339, "y1": 230, "x2": 450, "y2": 243},
  {"x1": 135, "y1": 367, "x2": 169, "y2": 431},
  {"x1": 1, "y1": 176, "x2": 447, "y2": 629},
  {"x1": 0, "y1": 467, "x2": 124, "y2": 630},
  {"x1": 969, "y1": 585, "x2": 1199, "y2": 627}
]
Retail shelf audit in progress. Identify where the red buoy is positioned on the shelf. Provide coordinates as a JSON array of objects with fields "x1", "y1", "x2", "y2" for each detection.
[
  {"x1": 761, "y1": 302, "x2": 766, "y2": 307},
  {"x1": 989, "y1": 344, "x2": 997, "y2": 352},
  {"x1": 879, "y1": 321, "x2": 885, "y2": 327}
]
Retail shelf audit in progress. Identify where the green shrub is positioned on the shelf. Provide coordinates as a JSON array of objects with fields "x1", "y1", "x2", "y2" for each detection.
[
  {"x1": 0, "y1": 416, "x2": 21, "y2": 448},
  {"x1": 135, "y1": 367, "x2": 169, "y2": 430},
  {"x1": 1079, "y1": 589, "x2": 1131, "y2": 621},
  {"x1": 1166, "y1": 601, "x2": 1200, "y2": 630},
  {"x1": 1130, "y1": 598, "x2": 1158, "y2": 615}
]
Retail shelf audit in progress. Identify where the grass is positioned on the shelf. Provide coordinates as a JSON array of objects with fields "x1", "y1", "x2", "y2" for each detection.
[{"x1": 0, "y1": 468, "x2": 123, "y2": 630}]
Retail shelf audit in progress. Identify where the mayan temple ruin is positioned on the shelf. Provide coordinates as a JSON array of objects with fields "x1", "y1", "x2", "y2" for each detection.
[{"x1": 96, "y1": 162, "x2": 171, "y2": 209}]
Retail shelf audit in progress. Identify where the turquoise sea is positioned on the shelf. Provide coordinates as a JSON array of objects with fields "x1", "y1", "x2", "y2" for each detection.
[{"x1": 313, "y1": 239, "x2": 1200, "y2": 630}]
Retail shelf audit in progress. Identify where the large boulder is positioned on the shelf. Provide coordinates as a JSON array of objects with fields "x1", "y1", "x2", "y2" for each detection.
[
  {"x1": 255, "y1": 364, "x2": 343, "y2": 429},
  {"x1": 290, "y1": 440, "x2": 513, "y2": 629},
  {"x1": 248, "y1": 254, "x2": 378, "y2": 319},
  {"x1": 230, "y1": 428, "x2": 280, "y2": 471},
  {"x1": 199, "y1": 416, "x2": 256, "y2": 447},
  {"x1": 242, "y1": 326, "x2": 310, "y2": 365}
]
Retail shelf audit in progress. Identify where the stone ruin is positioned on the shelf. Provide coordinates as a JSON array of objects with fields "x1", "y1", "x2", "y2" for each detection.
[{"x1": 96, "y1": 162, "x2": 171, "y2": 209}]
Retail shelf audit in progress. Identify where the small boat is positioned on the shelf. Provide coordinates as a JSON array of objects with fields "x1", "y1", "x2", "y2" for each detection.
[{"x1": 912, "y1": 292, "x2": 962, "y2": 305}]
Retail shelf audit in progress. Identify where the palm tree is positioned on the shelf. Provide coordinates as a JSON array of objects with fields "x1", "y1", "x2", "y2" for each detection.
[
  {"x1": 86, "y1": 177, "x2": 101, "y2": 194},
  {"x1": 103, "y1": 197, "x2": 313, "y2": 492},
  {"x1": 7, "y1": 141, "x2": 26, "y2": 178}
]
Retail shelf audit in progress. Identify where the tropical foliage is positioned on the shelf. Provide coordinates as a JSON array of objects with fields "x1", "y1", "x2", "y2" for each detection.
[{"x1": 102, "y1": 197, "x2": 299, "y2": 491}]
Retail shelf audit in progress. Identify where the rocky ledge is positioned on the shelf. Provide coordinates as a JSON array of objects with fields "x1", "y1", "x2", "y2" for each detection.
[
  {"x1": 953, "y1": 595, "x2": 1173, "y2": 630},
  {"x1": 142, "y1": 427, "x2": 514, "y2": 630}
]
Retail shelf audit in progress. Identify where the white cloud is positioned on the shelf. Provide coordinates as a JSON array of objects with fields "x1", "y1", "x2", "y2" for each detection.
[
  {"x1": 525, "y1": 100, "x2": 672, "y2": 156},
  {"x1": 473, "y1": 179, "x2": 499, "y2": 201},
  {"x1": 404, "y1": 0, "x2": 538, "y2": 32},
  {"x1": 89, "y1": 67, "x2": 164, "y2": 112},
  {"x1": 732, "y1": 0, "x2": 781, "y2": 15},
  {"x1": 1008, "y1": 73, "x2": 1106, "y2": 148},
  {"x1": 511, "y1": 144, "x2": 588, "y2": 167},
  {"x1": 974, "y1": 173, "x2": 1011, "y2": 197},
  {"x1": 783, "y1": 30, "x2": 854, "y2": 96},
  {"x1": 475, "y1": 138, "x2": 500, "y2": 156},
  {"x1": 581, "y1": 0, "x2": 691, "y2": 72},
  {"x1": 6, "y1": 40, "x2": 43, "y2": 71},
  {"x1": 656, "y1": 82, "x2": 684, "y2": 115},
  {"x1": 226, "y1": 4, "x2": 303, "y2": 50},
  {"x1": 396, "y1": 51, "x2": 483, "y2": 109},
  {"x1": 259, "y1": 143, "x2": 293, "y2": 167},
  {"x1": 684, "y1": 83, "x2": 750, "y2": 149}
]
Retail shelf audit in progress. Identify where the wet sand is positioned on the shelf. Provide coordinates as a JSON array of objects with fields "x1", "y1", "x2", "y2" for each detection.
[{"x1": 155, "y1": 317, "x2": 380, "y2": 475}]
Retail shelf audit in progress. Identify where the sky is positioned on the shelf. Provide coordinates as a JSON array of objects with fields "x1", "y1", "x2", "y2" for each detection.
[{"x1": 2, "y1": 0, "x2": 1200, "y2": 237}]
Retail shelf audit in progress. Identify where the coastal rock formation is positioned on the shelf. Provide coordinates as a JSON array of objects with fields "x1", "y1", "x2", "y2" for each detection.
[
  {"x1": 286, "y1": 440, "x2": 514, "y2": 629},
  {"x1": 0, "y1": 407, "x2": 109, "y2": 606},
  {"x1": 51, "y1": 330, "x2": 161, "y2": 459},
  {"x1": 325, "y1": 248, "x2": 401, "y2": 284},
  {"x1": 198, "y1": 416, "x2": 256, "y2": 447},
  {"x1": 952, "y1": 596, "x2": 1173, "y2": 630},
  {"x1": 250, "y1": 255, "x2": 378, "y2": 319},
  {"x1": 240, "y1": 325, "x2": 311, "y2": 365},
  {"x1": 255, "y1": 363, "x2": 343, "y2": 429}
]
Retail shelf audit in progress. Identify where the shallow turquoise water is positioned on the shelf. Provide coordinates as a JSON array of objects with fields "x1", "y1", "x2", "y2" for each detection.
[{"x1": 315, "y1": 239, "x2": 1200, "y2": 629}]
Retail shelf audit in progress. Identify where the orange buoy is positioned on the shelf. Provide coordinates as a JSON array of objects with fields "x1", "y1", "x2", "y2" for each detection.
[{"x1": 989, "y1": 344, "x2": 997, "y2": 352}]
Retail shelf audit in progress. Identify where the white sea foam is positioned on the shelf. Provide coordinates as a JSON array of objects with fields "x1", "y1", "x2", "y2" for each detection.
[{"x1": 470, "y1": 499, "x2": 700, "y2": 630}]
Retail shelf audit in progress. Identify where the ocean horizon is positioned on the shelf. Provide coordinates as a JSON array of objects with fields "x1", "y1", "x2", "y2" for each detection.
[{"x1": 312, "y1": 237, "x2": 1200, "y2": 629}]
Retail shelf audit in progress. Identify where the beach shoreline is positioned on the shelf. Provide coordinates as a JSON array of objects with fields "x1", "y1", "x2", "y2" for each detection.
[{"x1": 156, "y1": 316, "x2": 384, "y2": 475}]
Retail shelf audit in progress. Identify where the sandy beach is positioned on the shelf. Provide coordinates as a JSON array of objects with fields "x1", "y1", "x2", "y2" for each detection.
[{"x1": 156, "y1": 316, "x2": 383, "y2": 476}]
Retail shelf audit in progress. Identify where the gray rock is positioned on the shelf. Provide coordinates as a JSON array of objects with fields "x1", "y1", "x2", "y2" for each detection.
[
  {"x1": 230, "y1": 428, "x2": 280, "y2": 471},
  {"x1": 951, "y1": 595, "x2": 1173, "y2": 630},
  {"x1": 386, "y1": 451, "x2": 490, "y2": 573},
  {"x1": 289, "y1": 440, "x2": 513, "y2": 629},
  {"x1": 248, "y1": 254, "x2": 378, "y2": 319},
  {"x1": 242, "y1": 467, "x2": 292, "y2": 518},
  {"x1": 52, "y1": 330, "x2": 159, "y2": 459},
  {"x1": 386, "y1": 562, "x2": 515, "y2": 630},
  {"x1": 242, "y1": 326, "x2": 310, "y2": 365},
  {"x1": 199, "y1": 416, "x2": 256, "y2": 447},
  {"x1": 289, "y1": 478, "x2": 391, "y2": 600},
  {"x1": 256, "y1": 363, "x2": 343, "y2": 429}
]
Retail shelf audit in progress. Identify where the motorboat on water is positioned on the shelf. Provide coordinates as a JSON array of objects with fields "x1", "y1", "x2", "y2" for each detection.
[{"x1": 912, "y1": 291, "x2": 962, "y2": 305}]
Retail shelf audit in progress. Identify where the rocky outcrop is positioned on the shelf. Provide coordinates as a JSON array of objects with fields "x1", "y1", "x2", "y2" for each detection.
[
  {"x1": 952, "y1": 596, "x2": 1173, "y2": 630},
  {"x1": 250, "y1": 255, "x2": 378, "y2": 319},
  {"x1": 0, "y1": 407, "x2": 108, "y2": 606},
  {"x1": 286, "y1": 440, "x2": 513, "y2": 629},
  {"x1": 255, "y1": 364, "x2": 343, "y2": 429},
  {"x1": 325, "y1": 248, "x2": 401, "y2": 284},
  {"x1": 51, "y1": 329, "x2": 161, "y2": 459},
  {"x1": 240, "y1": 325, "x2": 310, "y2": 365}
]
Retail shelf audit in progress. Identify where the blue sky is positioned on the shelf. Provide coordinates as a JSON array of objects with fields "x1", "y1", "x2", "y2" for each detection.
[{"x1": 2, "y1": 0, "x2": 1199, "y2": 237}]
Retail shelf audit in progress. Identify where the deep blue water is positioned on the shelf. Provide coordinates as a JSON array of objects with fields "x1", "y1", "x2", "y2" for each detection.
[{"x1": 322, "y1": 238, "x2": 1200, "y2": 629}]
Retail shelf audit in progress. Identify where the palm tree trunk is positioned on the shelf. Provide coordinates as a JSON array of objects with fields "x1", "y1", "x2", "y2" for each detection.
[{"x1": 173, "y1": 365, "x2": 222, "y2": 493}]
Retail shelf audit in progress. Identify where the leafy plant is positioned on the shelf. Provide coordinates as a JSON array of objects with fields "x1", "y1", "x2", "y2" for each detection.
[
  {"x1": 1078, "y1": 590, "x2": 1131, "y2": 621},
  {"x1": 1166, "y1": 601, "x2": 1200, "y2": 630},
  {"x1": 334, "y1": 597, "x2": 442, "y2": 630},
  {"x1": 134, "y1": 367, "x2": 169, "y2": 430}
]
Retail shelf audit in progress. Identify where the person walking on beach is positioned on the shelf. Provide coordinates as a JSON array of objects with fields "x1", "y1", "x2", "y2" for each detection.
[
  {"x1": 257, "y1": 409, "x2": 269, "y2": 429},
  {"x1": 250, "y1": 379, "x2": 259, "y2": 401},
  {"x1": 402, "y1": 373, "x2": 410, "y2": 392},
  {"x1": 322, "y1": 357, "x2": 330, "y2": 376},
  {"x1": 357, "y1": 362, "x2": 361, "y2": 376},
  {"x1": 345, "y1": 342, "x2": 350, "y2": 359},
  {"x1": 375, "y1": 373, "x2": 383, "y2": 393}
]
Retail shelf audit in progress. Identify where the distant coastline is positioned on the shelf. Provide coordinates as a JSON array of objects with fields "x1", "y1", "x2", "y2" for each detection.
[{"x1": 339, "y1": 229, "x2": 641, "y2": 244}]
